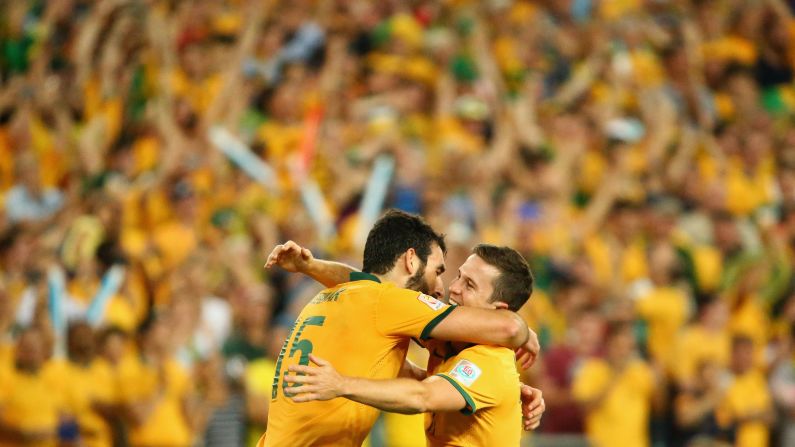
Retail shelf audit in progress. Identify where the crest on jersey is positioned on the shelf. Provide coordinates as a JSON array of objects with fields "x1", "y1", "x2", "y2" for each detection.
[
  {"x1": 449, "y1": 359, "x2": 481, "y2": 387},
  {"x1": 417, "y1": 293, "x2": 445, "y2": 311}
]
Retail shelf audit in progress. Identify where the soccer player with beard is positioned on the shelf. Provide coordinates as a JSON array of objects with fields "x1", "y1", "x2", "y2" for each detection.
[
  {"x1": 261, "y1": 210, "x2": 538, "y2": 446},
  {"x1": 282, "y1": 244, "x2": 538, "y2": 446}
]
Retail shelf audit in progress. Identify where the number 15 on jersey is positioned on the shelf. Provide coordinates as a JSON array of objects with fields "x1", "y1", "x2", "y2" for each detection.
[{"x1": 272, "y1": 315, "x2": 326, "y2": 399}]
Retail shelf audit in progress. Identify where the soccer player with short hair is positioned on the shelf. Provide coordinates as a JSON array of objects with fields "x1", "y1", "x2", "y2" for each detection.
[
  {"x1": 282, "y1": 244, "x2": 539, "y2": 446},
  {"x1": 260, "y1": 210, "x2": 539, "y2": 446}
]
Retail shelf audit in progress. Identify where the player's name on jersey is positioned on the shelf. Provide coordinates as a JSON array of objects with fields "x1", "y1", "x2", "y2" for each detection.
[{"x1": 310, "y1": 288, "x2": 347, "y2": 305}]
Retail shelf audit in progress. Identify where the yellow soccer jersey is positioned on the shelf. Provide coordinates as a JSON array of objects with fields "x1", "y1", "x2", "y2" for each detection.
[
  {"x1": 118, "y1": 356, "x2": 192, "y2": 447},
  {"x1": 426, "y1": 344, "x2": 521, "y2": 447},
  {"x1": 673, "y1": 325, "x2": 730, "y2": 386},
  {"x1": 62, "y1": 360, "x2": 115, "y2": 447},
  {"x1": 383, "y1": 342, "x2": 431, "y2": 446},
  {"x1": 716, "y1": 369, "x2": 772, "y2": 447},
  {"x1": 572, "y1": 358, "x2": 654, "y2": 447},
  {"x1": 0, "y1": 362, "x2": 66, "y2": 447},
  {"x1": 635, "y1": 286, "x2": 689, "y2": 370},
  {"x1": 264, "y1": 272, "x2": 455, "y2": 447}
]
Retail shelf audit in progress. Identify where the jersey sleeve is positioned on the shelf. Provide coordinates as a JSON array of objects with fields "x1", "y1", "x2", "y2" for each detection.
[
  {"x1": 374, "y1": 288, "x2": 455, "y2": 340},
  {"x1": 433, "y1": 346, "x2": 507, "y2": 415}
]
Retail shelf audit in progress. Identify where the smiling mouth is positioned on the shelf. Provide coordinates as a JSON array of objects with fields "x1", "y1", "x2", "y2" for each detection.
[{"x1": 449, "y1": 297, "x2": 461, "y2": 306}]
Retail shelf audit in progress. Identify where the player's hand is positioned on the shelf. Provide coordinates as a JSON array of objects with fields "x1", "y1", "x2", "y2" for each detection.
[
  {"x1": 515, "y1": 328, "x2": 540, "y2": 369},
  {"x1": 265, "y1": 240, "x2": 314, "y2": 273},
  {"x1": 284, "y1": 355, "x2": 345, "y2": 402},
  {"x1": 520, "y1": 384, "x2": 545, "y2": 431}
]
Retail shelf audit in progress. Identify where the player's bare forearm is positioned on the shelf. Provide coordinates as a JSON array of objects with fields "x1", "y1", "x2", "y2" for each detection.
[
  {"x1": 429, "y1": 308, "x2": 538, "y2": 367},
  {"x1": 341, "y1": 377, "x2": 436, "y2": 414},
  {"x1": 283, "y1": 357, "x2": 431, "y2": 413},
  {"x1": 265, "y1": 241, "x2": 357, "y2": 288},
  {"x1": 284, "y1": 355, "x2": 464, "y2": 414},
  {"x1": 342, "y1": 375, "x2": 465, "y2": 415},
  {"x1": 305, "y1": 259, "x2": 358, "y2": 288},
  {"x1": 431, "y1": 308, "x2": 525, "y2": 346}
]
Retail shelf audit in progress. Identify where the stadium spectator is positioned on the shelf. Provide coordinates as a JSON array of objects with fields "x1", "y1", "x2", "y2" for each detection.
[
  {"x1": 534, "y1": 307, "x2": 604, "y2": 446},
  {"x1": 0, "y1": 327, "x2": 68, "y2": 447},
  {"x1": 572, "y1": 321, "x2": 662, "y2": 447},
  {"x1": 715, "y1": 335, "x2": 775, "y2": 447}
]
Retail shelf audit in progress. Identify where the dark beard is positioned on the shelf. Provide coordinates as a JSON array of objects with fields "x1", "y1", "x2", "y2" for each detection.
[{"x1": 404, "y1": 262, "x2": 431, "y2": 294}]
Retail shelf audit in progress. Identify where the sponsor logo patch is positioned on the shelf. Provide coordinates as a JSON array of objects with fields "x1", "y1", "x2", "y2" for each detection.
[
  {"x1": 448, "y1": 359, "x2": 481, "y2": 387},
  {"x1": 417, "y1": 294, "x2": 445, "y2": 311}
]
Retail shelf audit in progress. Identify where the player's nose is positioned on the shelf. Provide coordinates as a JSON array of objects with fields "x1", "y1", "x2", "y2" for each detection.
[{"x1": 433, "y1": 280, "x2": 445, "y2": 299}]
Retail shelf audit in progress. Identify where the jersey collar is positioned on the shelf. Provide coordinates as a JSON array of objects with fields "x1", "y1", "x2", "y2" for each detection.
[{"x1": 349, "y1": 271, "x2": 381, "y2": 283}]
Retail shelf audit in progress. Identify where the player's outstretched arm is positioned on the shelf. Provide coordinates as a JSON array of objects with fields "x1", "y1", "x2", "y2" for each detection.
[
  {"x1": 264, "y1": 241, "x2": 357, "y2": 288},
  {"x1": 428, "y1": 308, "x2": 539, "y2": 368},
  {"x1": 284, "y1": 355, "x2": 465, "y2": 414}
]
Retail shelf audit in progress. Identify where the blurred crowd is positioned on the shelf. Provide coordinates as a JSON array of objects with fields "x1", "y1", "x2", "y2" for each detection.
[{"x1": 2, "y1": 0, "x2": 795, "y2": 446}]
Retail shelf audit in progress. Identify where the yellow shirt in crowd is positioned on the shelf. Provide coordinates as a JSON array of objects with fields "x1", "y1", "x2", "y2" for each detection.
[
  {"x1": 118, "y1": 356, "x2": 192, "y2": 447},
  {"x1": 635, "y1": 286, "x2": 689, "y2": 370},
  {"x1": 724, "y1": 158, "x2": 775, "y2": 216},
  {"x1": 152, "y1": 220, "x2": 198, "y2": 272},
  {"x1": 0, "y1": 343, "x2": 12, "y2": 373},
  {"x1": 0, "y1": 363, "x2": 66, "y2": 447},
  {"x1": 584, "y1": 235, "x2": 648, "y2": 287},
  {"x1": 245, "y1": 358, "x2": 276, "y2": 447},
  {"x1": 690, "y1": 245, "x2": 724, "y2": 293},
  {"x1": 729, "y1": 295, "x2": 770, "y2": 357},
  {"x1": 673, "y1": 325, "x2": 730, "y2": 386},
  {"x1": 716, "y1": 369, "x2": 772, "y2": 447},
  {"x1": 572, "y1": 358, "x2": 654, "y2": 447},
  {"x1": 60, "y1": 360, "x2": 116, "y2": 447}
]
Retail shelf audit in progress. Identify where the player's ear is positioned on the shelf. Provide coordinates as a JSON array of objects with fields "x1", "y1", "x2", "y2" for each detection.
[
  {"x1": 493, "y1": 301, "x2": 510, "y2": 310},
  {"x1": 404, "y1": 248, "x2": 417, "y2": 275}
]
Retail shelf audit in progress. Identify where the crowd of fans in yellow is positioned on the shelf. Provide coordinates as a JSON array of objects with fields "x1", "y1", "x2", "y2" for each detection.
[{"x1": 2, "y1": 0, "x2": 795, "y2": 446}]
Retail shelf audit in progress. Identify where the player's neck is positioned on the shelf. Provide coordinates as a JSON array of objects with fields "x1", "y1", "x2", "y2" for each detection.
[
  {"x1": 376, "y1": 271, "x2": 407, "y2": 287},
  {"x1": 450, "y1": 341, "x2": 472, "y2": 354}
]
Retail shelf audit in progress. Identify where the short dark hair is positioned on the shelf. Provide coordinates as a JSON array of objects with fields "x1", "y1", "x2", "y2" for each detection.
[
  {"x1": 362, "y1": 209, "x2": 446, "y2": 275},
  {"x1": 472, "y1": 244, "x2": 533, "y2": 311}
]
